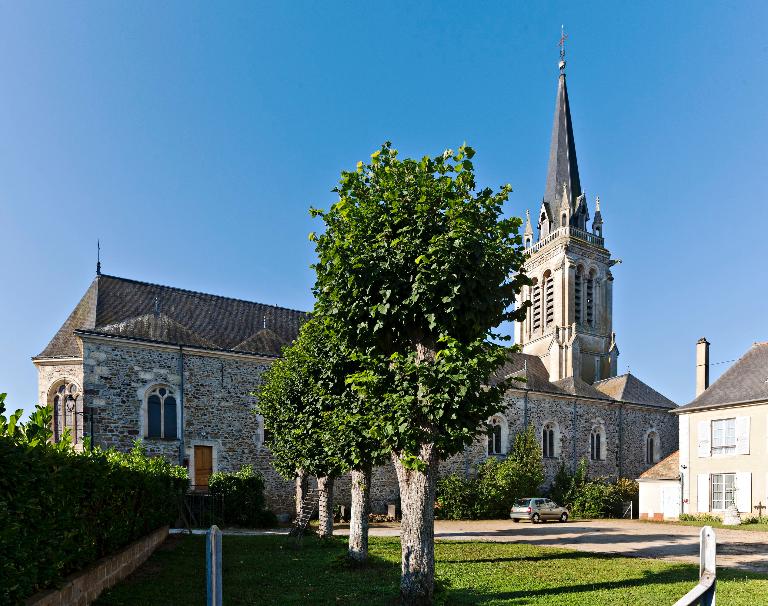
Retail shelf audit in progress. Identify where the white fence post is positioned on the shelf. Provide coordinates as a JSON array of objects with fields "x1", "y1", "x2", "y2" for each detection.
[
  {"x1": 672, "y1": 525, "x2": 716, "y2": 606},
  {"x1": 699, "y1": 526, "x2": 716, "y2": 606},
  {"x1": 207, "y1": 525, "x2": 223, "y2": 606}
]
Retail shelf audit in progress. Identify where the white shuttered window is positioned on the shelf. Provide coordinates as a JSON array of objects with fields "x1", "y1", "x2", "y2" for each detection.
[
  {"x1": 735, "y1": 417, "x2": 750, "y2": 455},
  {"x1": 711, "y1": 418, "x2": 736, "y2": 455},
  {"x1": 735, "y1": 472, "x2": 752, "y2": 513},
  {"x1": 697, "y1": 474, "x2": 710, "y2": 513},
  {"x1": 697, "y1": 420, "x2": 711, "y2": 458}
]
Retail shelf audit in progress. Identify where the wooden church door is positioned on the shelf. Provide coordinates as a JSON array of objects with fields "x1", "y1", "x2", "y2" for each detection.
[{"x1": 194, "y1": 445, "x2": 213, "y2": 490}]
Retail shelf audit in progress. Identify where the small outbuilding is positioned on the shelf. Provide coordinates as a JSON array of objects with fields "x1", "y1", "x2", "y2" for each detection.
[{"x1": 638, "y1": 450, "x2": 681, "y2": 520}]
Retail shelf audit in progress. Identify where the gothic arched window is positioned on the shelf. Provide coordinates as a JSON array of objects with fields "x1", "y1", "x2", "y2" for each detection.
[
  {"x1": 486, "y1": 415, "x2": 508, "y2": 456},
  {"x1": 146, "y1": 386, "x2": 178, "y2": 439},
  {"x1": 542, "y1": 422, "x2": 559, "y2": 459},
  {"x1": 590, "y1": 425, "x2": 605, "y2": 461},
  {"x1": 51, "y1": 381, "x2": 80, "y2": 444},
  {"x1": 646, "y1": 431, "x2": 660, "y2": 464}
]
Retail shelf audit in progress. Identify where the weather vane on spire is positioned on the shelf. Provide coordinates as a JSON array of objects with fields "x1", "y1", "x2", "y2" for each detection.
[{"x1": 558, "y1": 25, "x2": 568, "y2": 72}]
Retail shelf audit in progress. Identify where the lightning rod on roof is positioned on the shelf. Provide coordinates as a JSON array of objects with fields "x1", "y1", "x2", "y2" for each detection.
[{"x1": 96, "y1": 240, "x2": 101, "y2": 276}]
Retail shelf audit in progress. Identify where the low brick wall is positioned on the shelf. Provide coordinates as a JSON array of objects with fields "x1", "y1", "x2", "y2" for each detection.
[{"x1": 26, "y1": 526, "x2": 169, "y2": 606}]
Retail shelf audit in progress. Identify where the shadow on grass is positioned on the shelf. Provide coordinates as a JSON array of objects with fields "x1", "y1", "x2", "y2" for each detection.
[{"x1": 436, "y1": 564, "x2": 696, "y2": 604}]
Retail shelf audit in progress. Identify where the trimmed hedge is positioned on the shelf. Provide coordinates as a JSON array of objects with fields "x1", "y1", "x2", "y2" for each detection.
[
  {"x1": 208, "y1": 465, "x2": 276, "y2": 527},
  {"x1": 0, "y1": 403, "x2": 188, "y2": 604}
]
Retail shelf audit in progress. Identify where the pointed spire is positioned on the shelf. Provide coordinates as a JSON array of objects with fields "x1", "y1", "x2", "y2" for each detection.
[
  {"x1": 543, "y1": 35, "x2": 582, "y2": 213},
  {"x1": 524, "y1": 210, "x2": 533, "y2": 246},
  {"x1": 592, "y1": 195, "x2": 603, "y2": 236}
]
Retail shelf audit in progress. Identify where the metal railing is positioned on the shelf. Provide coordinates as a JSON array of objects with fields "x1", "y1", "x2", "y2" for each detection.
[
  {"x1": 672, "y1": 526, "x2": 716, "y2": 606},
  {"x1": 180, "y1": 491, "x2": 225, "y2": 529}
]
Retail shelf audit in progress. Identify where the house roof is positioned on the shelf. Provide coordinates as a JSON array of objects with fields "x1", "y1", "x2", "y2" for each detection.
[
  {"x1": 594, "y1": 373, "x2": 677, "y2": 409},
  {"x1": 675, "y1": 342, "x2": 768, "y2": 412},
  {"x1": 639, "y1": 450, "x2": 679, "y2": 481},
  {"x1": 35, "y1": 274, "x2": 308, "y2": 359}
]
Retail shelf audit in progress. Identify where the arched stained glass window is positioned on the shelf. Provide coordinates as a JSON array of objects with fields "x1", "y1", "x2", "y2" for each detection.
[{"x1": 146, "y1": 386, "x2": 178, "y2": 439}]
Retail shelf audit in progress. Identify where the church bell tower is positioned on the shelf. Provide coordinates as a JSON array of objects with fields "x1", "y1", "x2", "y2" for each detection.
[{"x1": 514, "y1": 46, "x2": 619, "y2": 384}]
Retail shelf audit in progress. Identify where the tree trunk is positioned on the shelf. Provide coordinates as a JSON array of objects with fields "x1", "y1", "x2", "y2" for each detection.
[
  {"x1": 316, "y1": 474, "x2": 335, "y2": 538},
  {"x1": 348, "y1": 463, "x2": 372, "y2": 562},
  {"x1": 392, "y1": 442, "x2": 438, "y2": 606},
  {"x1": 295, "y1": 469, "x2": 308, "y2": 521}
]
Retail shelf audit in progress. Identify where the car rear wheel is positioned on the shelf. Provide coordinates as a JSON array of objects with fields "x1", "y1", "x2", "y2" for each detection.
[
  {"x1": 560, "y1": 512, "x2": 568, "y2": 523},
  {"x1": 531, "y1": 513, "x2": 541, "y2": 524},
  {"x1": 512, "y1": 518, "x2": 520, "y2": 523}
]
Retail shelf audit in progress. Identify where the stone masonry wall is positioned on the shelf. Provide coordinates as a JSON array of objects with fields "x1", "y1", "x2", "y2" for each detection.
[
  {"x1": 439, "y1": 391, "x2": 678, "y2": 486},
  {"x1": 72, "y1": 337, "x2": 676, "y2": 516}
]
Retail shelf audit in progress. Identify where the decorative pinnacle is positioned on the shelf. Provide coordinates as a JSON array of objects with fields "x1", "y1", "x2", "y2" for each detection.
[
  {"x1": 558, "y1": 25, "x2": 568, "y2": 73},
  {"x1": 524, "y1": 209, "x2": 533, "y2": 234},
  {"x1": 595, "y1": 195, "x2": 601, "y2": 212},
  {"x1": 96, "y1": 239, "x2": 101, "y2": 276}
]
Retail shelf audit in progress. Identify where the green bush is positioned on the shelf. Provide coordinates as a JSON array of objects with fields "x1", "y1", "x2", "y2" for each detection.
[
  {"x1": 436, "y1": 425, "x2": 544, "y2": 519},
  {"x1": 435, "y1": 474, "x2": 479, "y2": 520},
  {"x1": 208, "y1": 465, "x2": 275, "y2": 527},
  {"x1": 547, "y1": 459, "x2": 638, "y2": 519},
  {"x1": 0, "y1": 395, "x2": 188, "y2": 604}
]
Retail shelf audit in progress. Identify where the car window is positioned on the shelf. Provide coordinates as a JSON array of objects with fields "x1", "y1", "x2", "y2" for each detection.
[{"x1": 513, "y1": 499, "x2": 530, "y2": 507}]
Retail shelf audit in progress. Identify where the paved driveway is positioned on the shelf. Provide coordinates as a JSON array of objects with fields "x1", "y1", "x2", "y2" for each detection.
[{"x1": 348, "y1": 519, "x2": 768, "y2": 573}]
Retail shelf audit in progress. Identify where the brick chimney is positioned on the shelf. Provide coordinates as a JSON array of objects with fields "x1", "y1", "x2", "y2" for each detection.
[{"x1": 696, "y1": 338, "x2": 710, "y2": 397}]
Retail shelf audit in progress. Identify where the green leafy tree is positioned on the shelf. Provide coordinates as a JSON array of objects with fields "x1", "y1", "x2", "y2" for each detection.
[
  {"x1": 255, "y1": 318, "x2": 347, "y2": 538},
  {"x1": 0, "y1": 393, "x2": 71, "y2": 450},
  {"x1": 311, "y1": 143, "x2": 529, "y2": 603}
]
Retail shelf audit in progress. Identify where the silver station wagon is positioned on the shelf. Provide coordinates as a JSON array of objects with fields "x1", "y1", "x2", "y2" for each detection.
[{"x1": 510, "y1": 497, "x2": 569, "y2": 523}]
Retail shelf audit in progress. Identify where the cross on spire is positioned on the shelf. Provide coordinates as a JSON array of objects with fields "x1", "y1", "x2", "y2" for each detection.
[{"x1": 558, "y1": 25, "x2": 568, "y2": 72}]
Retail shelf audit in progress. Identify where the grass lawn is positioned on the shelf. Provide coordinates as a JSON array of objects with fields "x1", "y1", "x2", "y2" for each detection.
[{"x1": 94, "y1": 535, "x2": 768, "y2": 606}]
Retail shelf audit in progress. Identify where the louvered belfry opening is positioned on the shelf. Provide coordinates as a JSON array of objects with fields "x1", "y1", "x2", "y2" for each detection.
[
  {"x1": 586, "y1": 271, "x2": 595, "y2": 327},
  {"x1": 532, "y1": 282, "x2": 542, "y2": 332},
  {"x1": 574, "y1": 266, "x2": 583, "y2": 324},
  {"x1": 544, "y1": 271, "x2": 554, "y2": 327}
]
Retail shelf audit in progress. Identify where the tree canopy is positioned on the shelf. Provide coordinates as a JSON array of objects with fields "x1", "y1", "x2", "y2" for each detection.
[
  {"x1": 311, "y1": 142, "x2": 530, "y2": 461},
  {"x1": 255, "y1": 318, "x2": 347, "y2": 480}
]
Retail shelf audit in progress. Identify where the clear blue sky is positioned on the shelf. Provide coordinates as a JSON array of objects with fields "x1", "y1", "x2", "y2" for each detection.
[{"x1": 2, "y1": 1, "x2": 766, "y2": 417}]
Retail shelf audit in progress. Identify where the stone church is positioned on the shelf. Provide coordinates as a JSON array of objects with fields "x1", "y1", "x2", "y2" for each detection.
[{"x1": 33, "y1": 57, "x2": 677, "y2": 515}]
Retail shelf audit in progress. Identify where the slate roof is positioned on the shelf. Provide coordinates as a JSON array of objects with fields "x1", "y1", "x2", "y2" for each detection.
[
  {"x1": 675, "y1": 342, "x2": 768, "y2": 412},
  {"x1": 492, "y1": 352, "x2": 557, "y2": 392},
  {"x1": 593, "y1": 373, "x2": 677, "y2": 409},
  {"x1": 639, "y1": 450, "x2": 679, "y2": 481},
  {"x1": 543, "y1": 70, "x2": 582, "y2": 209},
  {"x1": 493, "y1": 353, "x2": 674, "y2": 409},
  {"x1": 35, "y1": 275, "x2": 308, "y2": 359},
  {"x1": 553, "y1": 376, "x2": 609, "y2": 400}
]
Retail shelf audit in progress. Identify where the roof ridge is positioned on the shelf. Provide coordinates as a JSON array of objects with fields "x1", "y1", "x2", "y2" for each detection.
[
  {"x1": 593, "y1": 373, "x2": 630, "y2": 384},
  {"x1": 99, "y1": 274, "x2": 309, "y2": 314}
]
